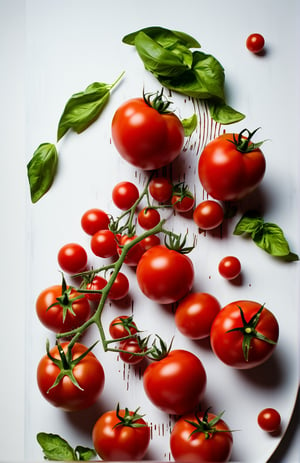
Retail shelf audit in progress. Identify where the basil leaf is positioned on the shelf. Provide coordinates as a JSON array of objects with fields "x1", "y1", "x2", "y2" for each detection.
[
  {"x1": 181, "y1": 113, "x2": 198, "y2": 136},
  {"x1": 233, "y1": 212, "x2": 264, "y2": 237},
  {"x1": 253, "y1": 223, "x2": 290, "y2": 256},
  {"x1": 27, "y1": 143, "x2": 58, "y2": 203},
  {"x1": 37, "y1": 433, "x2": 76, "y2": 461},
  {"x1": 122, "y1": 26, "x2": 201, "y2": 49},
  {"x1": 208, "y1": 100, "x2": 245, "y2": 124},
  {"x1": 75, "y1": 446, "x2": 97, "y2": 461}
]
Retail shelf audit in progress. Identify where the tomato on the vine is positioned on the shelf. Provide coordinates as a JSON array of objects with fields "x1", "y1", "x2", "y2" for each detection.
[
  {"x1": 112, "y1": 181, "x2": 139, "y2": 211},
  {"x1": 171, "y1": 184, "x2": 195, "y2": 213},
  {"x1": 57, "y1": 243, "x2": 88, "y2": 274},
  {"x1": 119, "y1": 338, "x2": 145, "y2": 365},
  {"x1": 111, "y1": 91, "x2": 184, "y2": 170},
  {"x1": 85, "y1": 275, "x2": 107, "y2": 302},
  {"x1": 149, "y1": 176, "x2": 173, "y2": 202},
  {"x1": 210, "y1": 300, "x2": 279, "y2": 369},
  {"x1": 246, "y1": 33, "x2": 265, "y2": 54},
  {"x1": 218, "y1": 255, "x2": 241, "y2": 280},
  {"x1": 198, "y1": 129, "x2": 266, "y2": 201},
  {"x1": 81, "y1": 208, "x2": 110, "y2": 235},
  {"x1": 136, "y1": 245, "x2": 194, "y2": 304},
  {"x1": 90, "y1": 229, "x2": 117, "y2": 258},
  {"x1": 108, "y1": 272, "x2": 129, "y2": 300},
  {"x1": 257, "y1": 408, "x2": 281, "y2": 432},
  {"x1": 117, "y1": 234, "x2": 145, "y2": 266},
  {"x1": 109, "y1": 315, "x2": 138, "y2": 339},
  {"x1": 193, "y1": 200, "x2": 224, "y2": 230},
  {"x1": 138, "y1": 207, "x2": 161, "y2": 230},
  {"x1": 140, "y1": 234, "x2": 161, "y2": 252}
]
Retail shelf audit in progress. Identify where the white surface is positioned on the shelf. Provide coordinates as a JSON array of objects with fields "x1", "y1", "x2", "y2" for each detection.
[{"x1": 1, "y1": 0, "x2": 300, "y2": 461}]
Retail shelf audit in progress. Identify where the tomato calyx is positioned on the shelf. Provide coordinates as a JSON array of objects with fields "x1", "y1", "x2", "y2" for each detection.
[
  {"x1": 229, "y1": 128, "x2": 265, "y2": 153},
  {"x1": 114, "y1": 403, "x2": 147, "y2": 429},
  {"x1": 164, "y1": 230, "x2": 195, "y2": 254},
  {"x1": 47, "y1": 275, "x2": 86, "y2": 322},
  {"x1": 146, "y1": 335, "x2": 173, "y2": 361},
  {"x1": 226, "y1": 304, "x2": 277, "y2": 361},
  {"x1": 143, "y1": 88, "x2": 173, "y2": 114},
  {"x1": 185, "y1": 408, "x2": 233, "y2": 439},
  {"x1": 111, "y1": 315, "x2": 139, "y2": 339}
]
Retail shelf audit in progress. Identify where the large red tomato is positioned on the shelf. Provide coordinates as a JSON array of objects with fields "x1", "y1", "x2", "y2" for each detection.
[
  {"x1": 198, "y1": 129, "x2": 266, "y2": 201},
  {"x1": 111, "y1": 93, "x2": 184, "y2": 170},
  {"x1": 210, "y1": 300, "x2": 279, "y2": 369},
  {"x1": 143, "y1": 349, "x2": 206, "y2": 415},
  {"x1": 136, "y1": 245, "x2": 194, "y2": 304}
]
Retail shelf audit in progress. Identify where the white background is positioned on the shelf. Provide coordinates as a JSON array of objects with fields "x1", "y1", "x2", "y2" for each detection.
[{"x1": 1, "y1": 0, "x2": 300, "y2": 461}]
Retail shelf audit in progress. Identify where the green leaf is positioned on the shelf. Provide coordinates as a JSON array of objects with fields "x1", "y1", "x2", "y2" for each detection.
[
  {"x1": 233, "y1": 212, "x2": 264, "y2": 237},
  {"x1": 253, "y1": 223, "x2": 290, "y2": 256},
  {"x1": 122, "y1": 26, "x2": 201, "y2": 49},
  {"x1": 36, "y1": 433, "x2": 76, "y2": 461},
  {"x1": 208, "y1": 99, "x2": 245, "y2": 124},
  {"x1": 181, "y1": 113, "x2": 198, "y2": 136},
  {"x1": 27, "y1": 143, "x2": 58, "y2": 203},
  {"x1": 75, "y1": 446, "x2": 97, "y2": 461}
]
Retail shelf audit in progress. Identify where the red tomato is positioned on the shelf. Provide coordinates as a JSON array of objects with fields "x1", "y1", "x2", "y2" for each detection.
[
  {"x1": 81, "y1": 208, "x2": 110, "y2": 235},
  {"x1": 246, "y1": 33, "x2": 265, "y2": 53},
  {"x1": 92, "y1": 407, "x2": 150, "y2": 461},
  {"x1": 37, "y1": 342, "x2": 105, "y2": 411},
  {"x1": 109, "y1": 316, "x2": 138, "y2": 339},
  {"x1": 210, "y1": 300, "x2": 279, "y2": 369},
  {"x1": 108, "y1": 272, "x2": 129, "y2": 300},
  {"x1": 143, "y1": 349, "x2": 206, "y2": 415},
  {"x1": 193, "y1": 200, "x2": 224, "y2": 230},
  {"x1": 112, "y1": 181, "x2": 139, "y2": 211},
  {"x1": 136, "y1": 245, "x2": 194, "y2": 304},
  {"x1": 149, "y1": 176, "x2": 173, "y2": 202},
  {"x1": 198, "y1": 129, "x2": 266, "y2": 201},
  {"x1": 57, "y1": 243, "x2": 88, "y2": 274},
  {"x1": 90, "y1": 229, "x2": 117, "y2": 258},
  {"x1": 257, "y1": 408, "x2": 281, "y2": 432},
  {"x1": 140, "y1": 234, "x2": 161, "y2": 252},
  {"x1": 170, "y1": 409, "x2": 233, "y2": 462},
  {"x1": 138, "y1": 207, "x2": 161, "y2": 230},
  {"x1": 111, "y1": 95, "x2": 184, "y2": 170},
  {"x1": 218, "y1": 256, "x2": 241, "y2": 280},
  {"x1": 36, "y1": 285, "x2": 91, "y2": 333},
  {"x1": 175, "y1": 292, "x2": 221, "y2": 340},
  {"x1": 117, "y1": 234, "x2": 145, "y2": 266},
  {"x1": 85, "y1": 275, "x2": 107, "y2": 302},
  {"x1": 171, "y1": 184, "x2": 195, "y2": 212},
  {"x1": 119, "y1": 338, "x2": 145, "y2": 365}
]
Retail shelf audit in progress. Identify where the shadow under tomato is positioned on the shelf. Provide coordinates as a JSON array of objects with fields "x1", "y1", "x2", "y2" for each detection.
[{"x1": 235, "y1": 350, "x2": 284, "y2": 390}]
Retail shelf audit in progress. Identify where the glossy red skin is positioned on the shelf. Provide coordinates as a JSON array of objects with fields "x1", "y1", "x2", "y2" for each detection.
[
  {"x1": 210, "y1": 300, "x2": 279, "y2": 369},
  {"x1": 198, "y1": 133, "x2": 266, "y2": 201},
  {"x1": 81, "y1": 208, "x2": 110, "y2": 235},
  {"x1": 172, "y1": 194, "x2": 195, "y2": 212},
  {"x1": 117, "y1": 235, "x2": 145, "y2": 266},
  {"x1": 143, "y1": 350, "x2": 206, "y2": 415},
  {"x1": 175, "y1": 292, "x2": 221, "y2": 339},
  {"x1": 36, "y1": 285, "x2": 91, "y2": 333},
  {"x1": 136, "y1": 245, "x2": 194, "y2": 304},
  {"x1": 109, "y1": 316, "x2": 137, "y2": 339},
  {"x1": 37, "y1": 343, "x2": 105, "y2": 411},
  {"x1": 140, "y1": 234, "x2": 161, "y2": 251},
  {"x1": 108, "y1": 272, "x2": 129, "y2": 300},
  {"x1": 92, "y1": 409, "x2": 150, "y2": 461},
  {"x1": 86, "y1": 275, "x2": 107, "y2": 302},
  {"x1": 193, "y1": 200, "x2": 224, "y2": 230},
  {"x1": 138, "y1": 207, "x2": 161, "y2": 230},
  {"x1": 218, "y1": 256, "x2": 241, "y2": 280},
  {"x1": 170, "y1": 411, "x2": 233, "y2": 462},
  {"x1": 57, "y1": 243, "x2": 88, "y2": 274},
  {"x1": 119, "y1": 338, "x2": 145, "y2": 365},
  {"x1": 149, "y1": 176, "x2": 173, "y2": 202},
  {"x1": 111, "y1": 98, "x2": 184, "y2": 170},
  {"x1": 246, "y1": 33, "x2": 265, "y2": 53},
  {"x1": 112, "y1": 181, "x2": 139, "y2": 211},
  {"x1": 257, "y1": 408, "x2": 281, "y2": 432},
  {"x1": 90, "y1": 229, "x2": 117, "y2": 258}
]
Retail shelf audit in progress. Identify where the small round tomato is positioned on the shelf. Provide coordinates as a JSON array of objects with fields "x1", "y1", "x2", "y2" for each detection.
[
  {"x1": 210, "y1": 300, "x2": 279, "y2": 369},
  {"x1": 218, "y1": 256, "x2": 241, "y2": 280},
  {"x1": 109, "y1": 316, "x2": 138, "y2": 339},
  {"x1": 117, "y1": 234, "x2": 145, "y2": 266},
  {"x1": 92, "y1": 406, "x2": 150, "y2": 461},
  {"x1": 246, "y1": 33, "x2": 265, "y2": 53},
  {"x1": 136, "y1": 245, "x2": 194, "y2": 304},
  {"x1": 57, "y1": 243, "x2": 88, "y2": 274},
  {"x1": 193, "y1": 200, "x2": 224, "y2": 230},
  {"x1": 143, "y1": 349, "x2": 206, "y2": 415},
  {"x1": 81, "y1": 208, "x2": 110, "y2": 235},
  {"x1": 140, "y1": 234, "x2": 161, "y2": 252},
  {"x1": 138, "y1": 207, "x2": 161, "y2": 230},
  {"x1": 85, "y1": 275, "x2": 107, "y2": 302},
  {"x1": 112, "y1": 181, "x2": 139, "y2": 211},
  {"x1": 171, "y1": 187, "x2": 195, "y2": 213},
  {"x1": 37, "y1": 342, "x2": 105, "y2": 411},
  {"x1": 90, "y1": 229, "x2": 117, "y2": 258},
  {"x1": 257, "y1": 408, "x2": 281, "y2": 432},
  {"x1": 108, "y1": 272, "x2": 129, "y2": 300},
  {"x1": 119, "y1": 338, "x2": 145, "y2": 365},
  {"x1": 149, "y1": 176, "x2": 173, "y2": 202},
  {"x1": 36, "y1": 284, "x2": 91, "y2": 333},
  {"x1": 175, "y1": 292, "x2": 221, "y2": 340},
  {"x1": 170, "y1": 409, "x2": 233, "y2": 462}
]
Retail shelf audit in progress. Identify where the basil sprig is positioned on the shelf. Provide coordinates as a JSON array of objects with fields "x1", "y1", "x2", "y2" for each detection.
[
  {"x1": 27, "y1": 143, "x2": 58, "y2": 203},
  {"x1": 122, "y1": 26, "x2": 245, "y2": 124},
  {"x1": 37, "y1": 432, "x2": 96, "y2": 461}
]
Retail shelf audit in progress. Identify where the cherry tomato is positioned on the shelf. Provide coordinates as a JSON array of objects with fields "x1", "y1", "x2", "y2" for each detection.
[
  {"x1": 143, "y1": 349, "x2": 206, "y2": 415},
  {"x1": 117, "y1": 234, "x2": 145, "y2": 267},
  {"x1": 170, "y1": 409, "x2": 233, "y2": 462},
  {"x1": 81, "y1": 208, "x2": 110, "y2": 235},
  {"x1": 210, "y1": 300, "x2": 279, "y2": 369},
  {"x1": 37, "y1": 342, "x2": 105, "y2": 411},
  {"x1": 109, "y1": 315, "x2": 138, "y2": 339},
  {"x1": 193, "y1": 200, "x2": 224, "y2": 230},
  {"x1": 85, "y1": 275, "x2": 107, "y2": 302},
  {"x1": 218, "y1": 255, "x2": 241, "y2": 280},
  {"x1": 119, "y1": 338, "x2": 145, "y2": 365},
  {"x1": 90, "y1": 229, "x2": 117, "y2": 258},
  {"x1": 57, "y1": 243, "x2": 88, "y2": 274},
  {"x1": 111, "y1": 94, "x2": 184, "y2": 170},
  {"x1": 112, "y1": 181, "x2": 139, "y2": 211},
  {"x1": 136, "y1": 245, "x2": 194, "y2": 304},
  {"x1": 171, "y1": 184, "x2": 195, "y2": 212},
  {"x1": 257, "y1": 408, "x2": 281, "y2": 432},
  {"x1": 175, "y1": 292, "x2": 221, "y2": 340},
  {"x1": 198, "y1": 129, "x2": 266, "y2": 201},
  {"x1": 140, "y1": 234, "x2": 161, "y2": 252},
  {"x1": 138, "y1": 207, "x2": 161, "y2": 230},
  {"x1": 108, "y1": 272, "x2": 129, "y2": 300},
  {"x1": 149, "y1": 176, "x2": 173, "y2": 202},
  {"x1": 246, "y1": 33, "x2": 265, "y2": 53},
  {"x1": 92, "y1": 406, "x2": 150, "y2": 461}
]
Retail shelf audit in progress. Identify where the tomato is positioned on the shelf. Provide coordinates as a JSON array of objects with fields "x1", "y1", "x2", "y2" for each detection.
[
  {"x1": 108, "y1": 272, "x2": 129, "y2": 300},
  {"x1": 111, "y1": 93, "x2": 184, "y2": 170},
  {"x1": 138, "y1": 207, "x2": 161, "y2": 230},
  {"x1": 57, "y1": 242, "x2": 88, "y2": 274},
  {"x1": 218, "y1": 256, "x2": 241, "y2": 280},
  {"x1": 193, "y1": 200, "x2": 224, "y2": 230},
  {"x1": 119, "y1": 338, "x2": 145, "y2": 365},
  {"x1": 92, "y1": 406, "x2": 150, "y2": 461},
  {"x1": 140, "y1": 234, "x2": 161, "y2": 251},
  {"x1": 90, "y1": 229, "x2": 117, "y2": 258},
  {"x1": 170, "y1": 409, "x2": 233, "y2": 462},
  {"x1": 109, "y1": 315, "x2": 138, "y2": 339},
  {"x1": 117, "y1": 234, "x2": 145, "y2": 266},
  {"x1": 246, "y1": 33, "x2": 265, "y2": 53},
  {"x1": 143, "y1": 349, "x2": 206, "y2": 415},
  {"x1": 175, "y1": 292, "x2": 221, "y2": 340},
  {"x1": 85, "y1": 275, "x2": 107, "y2": 302},
  {"x1": 198, "y1": 129, "x2": 266, "y2": 201},
  {"x1": 210, "y1": 300, "x2": 279, "y2": 369},
  {"x1": 257, "y1": 408, "x2": 281, "y2": 432},
  {"x1": 36, "y1": 284, "x2": 91, "y2": 333},
  {"x1": 81, "y1": 208, "x2": 110, "y2": 235},
  {"x1": 171, "y1": 184, "x2": 195, "y2": 213},
  {"x1": 149, "y1": 176, "x2": 173, "y2": 202},
  {"x1": 37, "y1": 342, "x2": 105, "y2": 411},
  {"x1": 112, "y1": 181, "x2": 139, "y2": 211},
  {"x1": 136, "y1": 245, "x2": 194, "y2": 304}
]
